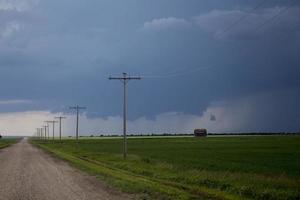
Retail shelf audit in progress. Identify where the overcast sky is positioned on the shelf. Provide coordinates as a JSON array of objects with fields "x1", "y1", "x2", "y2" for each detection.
[{"x1": 0, "y1": 0, "x2": 299, "y2": 135}]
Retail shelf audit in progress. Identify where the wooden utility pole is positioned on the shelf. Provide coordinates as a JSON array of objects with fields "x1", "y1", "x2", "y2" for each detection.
[
  {"x1": 55, "y1": 116, "x2": 66, "y2": 140},
  {"x1": 109, "y1": 72, "x2": 141, "y2": 158},
  {"x1": 45, "y1": 121, "x2": 58, "y2": 140},
  {"x1": 69, "y1": 106, "x2": 86, "y2": 140}
]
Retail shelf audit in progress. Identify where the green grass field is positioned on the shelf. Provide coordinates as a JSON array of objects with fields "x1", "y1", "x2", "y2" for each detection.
[
  {"x1": 0, "y1": 138, "x2": 19, "y2": 149},
  {"x1": 31, "y1": 136, "x2": 300, "y2": 200}
]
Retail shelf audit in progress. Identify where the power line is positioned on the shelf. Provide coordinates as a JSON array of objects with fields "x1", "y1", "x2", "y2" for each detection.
[
  {"x1": 109, "y1": 72, "x2": 141, "y2": 159},
  {"x1": 142, "y1": 66, "x2": 211, "y2": 79},
  {"x1": 254, "y1": 0, "x2": 296, "y2": 33},
  {"x1": 69, "y1": 106, "x2": 86, "y2": 140},
  {"x1": 216, "y1": 0, "x2": 269, "y2": 38}
]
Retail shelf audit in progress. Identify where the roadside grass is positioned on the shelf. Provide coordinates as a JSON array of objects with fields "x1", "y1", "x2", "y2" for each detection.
[
  {"x1": 31, "y1": 136, "x2": 300, "y2": 200},
  {"x1": 0, "y1": 138, "x2": 19, "y2": 149}
]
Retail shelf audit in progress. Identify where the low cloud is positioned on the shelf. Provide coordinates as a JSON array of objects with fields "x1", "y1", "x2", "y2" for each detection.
[
  {"x1": 0, "y1": 108, "x2": 227, "y2": 136},
  {"x1": 143, "y1": 17, "x2": 190, "y2": 31},
  {"x1": 3, "y1": 89, "x2": 299, "y2": 136},
  {"x1": 0, "y1": 110, "x2": 57, "y2": 136},
  {"x1": 0, "y1": 0, "x2": 38, "y2": 11},
  {"x1": 0, "y1": 20, "x2": 20, "y2": 38},
  {"x1": 0, "y1": 99, "x2": 32, "y2": 105},
  {"x1": 0, "y1": 0, "x2": 39, "y2": 42}
]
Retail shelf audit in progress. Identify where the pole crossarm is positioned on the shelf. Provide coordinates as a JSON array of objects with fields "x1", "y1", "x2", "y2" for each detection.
[
  {"x1": 109, "y1": 77, "x2": 141, "y2": 80},
  {"x1": 69, "y1": 106, "x2": 86, "y2": 109}
]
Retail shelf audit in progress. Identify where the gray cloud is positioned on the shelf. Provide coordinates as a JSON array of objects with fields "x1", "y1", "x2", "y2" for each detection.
[
  {"x1": 5, "y1": 89, "x2": 299, "y2": 136},
  {"x1": 0, "y1": 1, "x2": 299, "y2": 134},
  {"x1": 193, "y1": 6, "x2": 300, "y2": 39},
  {"x1": 0, "y1": 99, "x2": 32, "y2": 105},
  {"x1": 0, "y1": 0, "x2": 38, "y2": 11},
  {"x1": 143, "y1": 17, "x2": 191, "y2": 31}
]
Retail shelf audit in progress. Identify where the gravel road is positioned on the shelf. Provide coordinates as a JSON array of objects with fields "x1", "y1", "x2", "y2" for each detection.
[{"x1": 0, "y1": 138, "x2": 131, "y2": 200}]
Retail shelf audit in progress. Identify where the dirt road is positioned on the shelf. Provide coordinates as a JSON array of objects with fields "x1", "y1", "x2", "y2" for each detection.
[{"x1": 0, "y1": 138, "x2": 131, "y2": 200}]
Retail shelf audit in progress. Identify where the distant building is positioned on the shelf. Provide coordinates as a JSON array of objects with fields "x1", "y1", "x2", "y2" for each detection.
[{"x1": 194, "y1": 129, "x2": 207, "y2": 137}]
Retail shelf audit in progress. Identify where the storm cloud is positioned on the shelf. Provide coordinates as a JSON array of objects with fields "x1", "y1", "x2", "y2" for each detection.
[{"x1": 0, "y1": 0, "x2": 299, "y2": 135}]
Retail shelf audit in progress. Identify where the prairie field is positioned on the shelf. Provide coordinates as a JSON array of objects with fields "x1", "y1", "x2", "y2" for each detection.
[
  {"x1": 0, "y1": 138, "x2": 19, "y2": 149},
  {"x1": 32, "y1": 136, "x2": 300, "y2": 200}
]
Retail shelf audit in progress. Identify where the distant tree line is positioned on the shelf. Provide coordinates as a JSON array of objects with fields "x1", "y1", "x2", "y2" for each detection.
[
  {"x1": 79, "y1": 132, "x2": 300, "y2": 138},
  {"x1": 208, "y1": 132, "x2": 300, "y2": 136}
]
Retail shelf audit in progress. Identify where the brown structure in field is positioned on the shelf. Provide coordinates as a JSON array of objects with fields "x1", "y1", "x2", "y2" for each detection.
[{"x1": 194, "y1": 129, "x2": 207, "y2": 137}]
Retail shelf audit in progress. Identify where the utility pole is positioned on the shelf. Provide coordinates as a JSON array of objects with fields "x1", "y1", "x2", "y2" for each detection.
[
  {"x1": 69, "y1": 105, "x2": 86, "y2": 140},
  {"x1": 39, "y1": 128, "x2": 42, "y2": 140},
  {"x1": 41, "y1": 127, "x2": 44, "y2": 140},
  {"x1": 43, "y1": 125, "x2": 48, "y2": 140},
  {"x1": 47, "y1": 125, "x2": 50, "y2": 140},
  {"x1": 45, "y1": 121, "x2": 58, "y2": 140},
  {"x1": 36, "y1": 128, "x2": 40, "y2": 139},
  {"x1": 109, "y1": 72, "x2": 141, "y2": 158},
  {"x1": 36, "y1": 128, "x2": 38, "y2": 139},
  {"x1": 41, "y1": 127, "x2": 45, "y2": 140},
  {"x1": 44, "y1": 122, "x2": 50, "y2": 140},
  {"x1": 55, "y1": 116, "x2": 66, "y2": 140}
]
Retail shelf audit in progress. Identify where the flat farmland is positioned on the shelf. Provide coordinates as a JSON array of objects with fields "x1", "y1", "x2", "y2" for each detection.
[
  {"x1": 32, "y1": 136, "x2": 300, "y2": 200},
  {"x1": 0, "y1": 138, "x2": 19, "y2": 149}
]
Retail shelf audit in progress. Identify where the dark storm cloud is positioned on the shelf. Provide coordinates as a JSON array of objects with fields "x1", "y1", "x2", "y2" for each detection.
[{"x1": 0, "y1": 0, "x2": 299, "y2": 132}]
